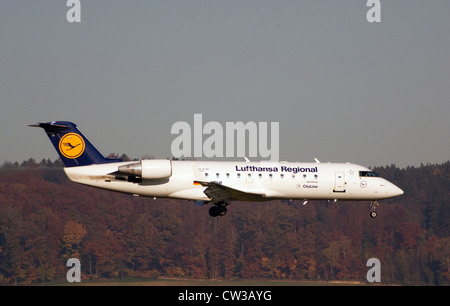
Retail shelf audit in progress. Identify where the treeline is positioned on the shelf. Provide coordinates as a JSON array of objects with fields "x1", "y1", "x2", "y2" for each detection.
[{"x1": 0, "y1": 159, "x2": 449, "y2": 285}]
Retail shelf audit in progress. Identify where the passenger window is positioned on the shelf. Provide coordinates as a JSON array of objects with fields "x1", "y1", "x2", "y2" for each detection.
[
  {"x1": 269, "y1": 174, "x2": 273, "y2": 179},
  {"x1": 258, "y1": 173, "x2": 262, "y2": 179},
  {"x1": 314, "y1": 174, "x2": 318, "y2": 179},
  {"x1": 237, "y1": 173, "x2": 241, "y2": 179},
  {"x1": 216, "y1": 173, "x2": 220, "y2": 178},
  {"x1": 226, "y1": 173, "x2": 230, "y2": 178},
  {"x1": 280, "y1": 174, "x2": 284, "y2": 179}
]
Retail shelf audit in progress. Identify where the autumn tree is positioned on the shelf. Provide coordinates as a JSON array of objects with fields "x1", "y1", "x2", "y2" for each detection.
[{"x1": 62, "y1": 221, "x2": 87, "y2": 261}]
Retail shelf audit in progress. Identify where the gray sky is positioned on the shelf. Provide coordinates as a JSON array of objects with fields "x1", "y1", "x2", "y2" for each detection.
[{"x1": 1, "y1": 1, "x2": 449, "y2": 168}]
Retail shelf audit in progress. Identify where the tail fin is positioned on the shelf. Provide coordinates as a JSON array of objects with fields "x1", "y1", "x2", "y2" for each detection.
[{"x1": 30, "y1": 121, "x2": 122, "y2": 167}]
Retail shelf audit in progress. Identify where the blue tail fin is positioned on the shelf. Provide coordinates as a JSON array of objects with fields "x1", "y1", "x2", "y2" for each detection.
[{"x1": 30, "y1": 121, "x2": 122, "y2": 167}]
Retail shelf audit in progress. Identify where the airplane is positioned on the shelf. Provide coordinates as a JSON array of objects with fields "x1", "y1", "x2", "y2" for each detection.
[{"x1": 30, "y1": 121, "x2": 403, "y2": 218}]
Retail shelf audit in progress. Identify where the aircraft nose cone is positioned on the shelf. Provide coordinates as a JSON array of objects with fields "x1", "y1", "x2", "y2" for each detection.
[{"x1": 391, "y1": 185, "x2": 404, "y2": 197}]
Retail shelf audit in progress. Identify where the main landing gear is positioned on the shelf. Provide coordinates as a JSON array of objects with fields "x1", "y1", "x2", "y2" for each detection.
[
  {"x1": 209, "y1": 201, "x2": 229, "y2": 217},
  {"x1": 370, "y1": 200, "x2": 379, "y2": 218}
]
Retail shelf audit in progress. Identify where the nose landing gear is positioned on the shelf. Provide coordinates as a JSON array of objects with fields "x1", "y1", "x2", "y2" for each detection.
[{"x1": 370, "y1": 200, "x2": 379, "y2": 218}]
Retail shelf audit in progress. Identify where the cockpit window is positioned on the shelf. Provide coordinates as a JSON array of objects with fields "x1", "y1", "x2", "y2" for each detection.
[{"x1": 359, "y1": 171, "x2": 379, "y2": 177}]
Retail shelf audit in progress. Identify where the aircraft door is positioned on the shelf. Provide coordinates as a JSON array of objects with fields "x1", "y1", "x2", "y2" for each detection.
[{"x1": 334, "y1": 172, "x2": 346, "y2": 192}]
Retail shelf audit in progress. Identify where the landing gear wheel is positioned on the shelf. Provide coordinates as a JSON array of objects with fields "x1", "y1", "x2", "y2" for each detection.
[
  {"x1": 370, "y1": 200, "x2": 379, "y2": 218},
  {"x1": 209, "y1": 206, "x2": 220, "y2": 217},
  {"x1": 209, "y1": 201, "x2": 229, "y2": 217}
]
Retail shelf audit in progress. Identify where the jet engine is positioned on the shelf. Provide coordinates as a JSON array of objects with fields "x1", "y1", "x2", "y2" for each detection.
[{"x1": 118, "y1": 160, "x2": 172, "y2": 179}]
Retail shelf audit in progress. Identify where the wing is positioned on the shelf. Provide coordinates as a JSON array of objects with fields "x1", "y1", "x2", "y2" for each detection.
[{"x1": 194, "y1": 181, "x2": 267, "y2": 203}]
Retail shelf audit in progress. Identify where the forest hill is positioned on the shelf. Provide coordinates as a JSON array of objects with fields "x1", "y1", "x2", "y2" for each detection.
[
  {"x1": 1, "y1": 160, "x2": 450, "y2": 285},
  {"x1": 235, "y1": 165, "x2": 318, "y2": 174}
]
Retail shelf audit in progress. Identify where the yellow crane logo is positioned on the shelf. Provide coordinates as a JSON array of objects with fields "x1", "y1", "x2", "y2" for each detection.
[{"x1": 59, "y1": 133, "x2": 85, "y2": 159}]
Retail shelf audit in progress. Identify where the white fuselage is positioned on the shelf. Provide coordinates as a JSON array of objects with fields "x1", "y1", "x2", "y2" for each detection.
[{"x1": 64, "y1": 160, "x2": 403, "y2": 202}]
